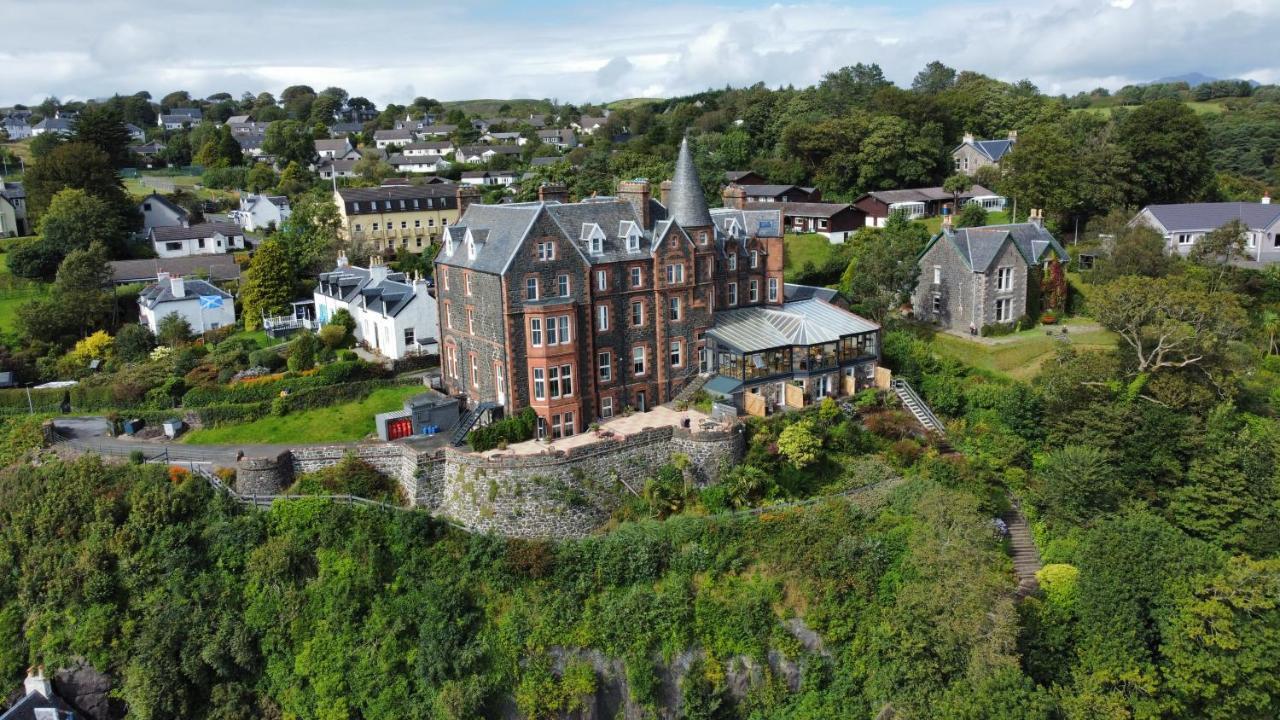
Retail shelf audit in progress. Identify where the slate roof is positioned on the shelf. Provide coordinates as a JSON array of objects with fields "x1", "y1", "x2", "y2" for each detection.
[
  {"x1": 707, "y1": 298, "x2": 879, "y2": 354},
  {"x1": 745, "y1": 201, "x2": 855, "y2": 219},
  {"x1": 577, "y1": 116, "x2": 607, "y2": 129},
  {"x1": 109, "y1": 256, "x2": 241, "y2": 284},
  {"x1": 388, "y1": 154, "x2": 448, "y2": 167},
  {"x1": 314, "y1": 138, "x2": 351, "y2": 154},
  {"x1": 928, "y1": 223, "x2": 1068, "y2": 273},
  {"x1": 437, "y1": 204, "x2": 551, "y2": 274},
  {"x1": 315, "y1": 264, "x2": 421, "y2": 317},
  {"x1": 0, "y1": 689, "x2": 73, "y2": 720},
  {"x1": 460, "y1": 170, "x2": 516, "y2": 178},
  {"x1": 150, "y1": 222, "x2": 241, "y2": 242},
  {"x1": 235, "y1": 133, "x2": 265, "y2": 150},
  {"x1": 328, "y1": 121, "x2": 364, "y2": 135},
  {"x1": 668, "y1": 137, "x2": 712, "y2": 228},
  {"x1": 709, "y1": 208, "x2": 783, "y2": 239},
  {"x1": 319, "y1": 158, "x2": 358, "y2": 174},
  {"x1": 1, "y1": 182, "x2": 25, "y2": 202},
  {"x1": 226, "y1": 114, "x2": 251, "y2": 124},
  {"x1": 138, "y1": 278, "x2": 232, "y2": 308},
  {"x1": 34, "y1": 117, "x2": 72, "y2": 132},
  {"x1": 860, "y1": 184, "x2": 999, "y2": 205},
  {"x1": 336, "y1": 184, "x2": 458, "y2": 214},
  {"x1": 784, "y1": 283, "x2": 839, "y2": 303},
  {"x1": 139, "y1": 192, "x2": 188, "y2": 219},
  {"x1": 170, "y1": 107, "x2": 202, "y2": 119},
  {"x1": 418, "y1": 124, "x2": 457, "y2": 135},
  {"x1": 1141, "y1": 202, "x2": 1280, "y2": 232},
  {"x1": 404, "y1": 141, "x2": 454, "y2": 152},
  {"x1": 374, "y1": 129, "x2": 414, "y2": 143},
  {"x1": 964, "y1": 138, "x2": 1015, "y2": 162},
  {"x1": 724, "y1": 170, "x2": 760, "y2": 183}
]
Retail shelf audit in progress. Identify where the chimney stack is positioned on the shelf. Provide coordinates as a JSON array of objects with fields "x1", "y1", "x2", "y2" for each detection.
[
  {"x1": 1263, "y1": 191, "x2": 1272, "y2": 205},
  {"x1": 336, "y1": 250, "x2": 349, "y2": 267},
  {"x1": 962, "y1": 132, "x2": 975, "y2": 144},
  {"x1": 169, "y1": 275, "x2": 186, "y2": 298},
  {"x1": 618, "y1": 179, "x2": 652, "y2": 229},
  {"x1": 659, "y1": 179, "x2": 673, "y2": 208},
  {"x1": 368, "y1": 254, "x2": 390, "y2": 283},
  {"x1": 24, "y1": 667, "x2": 52, "y2": 699},
  {"x1": 455, "y1": 185, "x2": 481, "y2": 215},
  {"x1": 1008, "y1": 130, "x2": 1018, "y2": 141},
  {"x1": 538, "y1": 183, "x2": 569, "y2": 204},
  {"x1": 721, "y1": 183, "x2": 746, "y2": 210},
  {"x1": 1029, "y1": 208, "x2": 1044, "y2": 228}
]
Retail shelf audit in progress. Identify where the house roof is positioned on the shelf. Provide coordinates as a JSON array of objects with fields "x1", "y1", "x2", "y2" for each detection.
[
  {"x1": 1140, "y1": 202, "x2": 1280, "y2": 233},
  {"x1": 315, "y1": 263, "x2": 421, "y2": 317},
  {"x1": 0, "y1": 689, "x2": 73, "y2": 720},
  {"x1": 709, "y1": 208, "x2": 783, "y2": 240},
  {"x1": 328, "y1": 121, "x2": 363, "y2": 135},
  {"x1": 783, "y1": 283, "x2": 840, "y2": 303},
  {"x1": 235, "y1": 133, "x2": 265, "y2": 150},
  {"x1": 226, "y1": 114, "x2": 251, "y2": 124},
  {"x1": 961, "y1": 138, "x2": 1015, "y2": 162},
  {"x1": 109, "y1": 255, "x2": 241, "y2": 284},
  {"x1": 319, "y1": 158, "x2": 358, "y2": 173},
  {"x1": 34, "y1": 117, "x2": 72, "y2": 131},
  {"x1": 530, "y1": 156, "x2": 565, "y2": 166},
  {"x1": 707, "y1": 298, "x2": 879, "y2": 354},
  {"x1": 724, "y1": 170, "x2": 761, "y2": 183},
  {"x1": 138, "y1": 277, "x2": 233, "y2": 308},
  {"x1": 741, "y1": 184, "x2": 810, "y2": 198},
  {"x1": 404, "y1": 140, "x2": 454, "y2": 151},
  {"x1": 150, "y1": 221, "x2": 241, "y2": 242},
  {"x1": 314, "y1": 139, "x2": 350, "y2": 154},
  {"x1": 926, "y1": 222, "x2": 1068, "y2": 272},
  {"x1": 858, "y1": 184, "x2": 999, "y2": 206},
  {"x1": 138, "y1": 193, "x2": 189, "y2": 219},
  {"x1": 373, "y1": 129, "x2": 414, "y2": 141},
  {"x1": 746, "y1": 201, "x2": 856, "y2": 219},
  {"x1": 577, "y1": 116, "x2": 607, "y2": 128},
  {"x1": 418, "y1": 124, "x2": 457, "y2": 134},
  {"x1": 668, "y1": 137, "x2": 712, "y2": 228},
  {"x1": 460, "y1": 170, "x2": 516, "y2": 178},
  {"x1": 387, "y1": 153, "x2": 448, "y2": 167},
  {"x1": 337, "y1": 184, "x2": 456, "y2": 202},
  {"x1": 0, "y1": 182, "x2": 25, "y2": 202}
]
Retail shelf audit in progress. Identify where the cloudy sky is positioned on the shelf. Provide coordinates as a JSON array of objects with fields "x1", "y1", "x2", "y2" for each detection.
[{"x1": 0, "y1": 0, "x2": 1276, "y2": 107}]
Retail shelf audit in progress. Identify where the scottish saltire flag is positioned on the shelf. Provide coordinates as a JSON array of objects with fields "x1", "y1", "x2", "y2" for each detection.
[{"x1": 199, "y1": 295, "x2": 224, "y2": 309}]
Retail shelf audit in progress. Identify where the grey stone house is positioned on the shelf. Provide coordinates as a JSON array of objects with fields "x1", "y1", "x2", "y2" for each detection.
[
  {"x1": 952, "y1": 132, "x2": 1017, "y2": 174},
  {"x1": 913, "y1": 220, "x2": 1068, "y2": 332}
]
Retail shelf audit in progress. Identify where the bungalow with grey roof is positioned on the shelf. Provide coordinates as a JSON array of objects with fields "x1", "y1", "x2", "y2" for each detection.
[
  {"x1": 1129, "y1": 197, "x2": 1280, "y2": 264},
  {"x1": 149, "y1": 221, "x2": 246, "y2": 258},
  {"x1": 138, "y1": 192, "x2": 189, "y2": 233},
  {"x1": 854, "y1": 184, "x2": 1005, "y2": 227},
  {"x1": 913, "y1": 214, "x2": 1068, "y2": 332}
]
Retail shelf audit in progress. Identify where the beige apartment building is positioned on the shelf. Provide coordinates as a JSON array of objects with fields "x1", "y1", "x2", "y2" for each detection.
[{"x1": 333, "y1": 182, "x2": 481, "y2": 254}]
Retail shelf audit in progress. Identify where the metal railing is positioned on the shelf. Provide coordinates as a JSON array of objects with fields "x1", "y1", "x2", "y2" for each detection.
[{"x1": 891, "y1": 378, "x2": 946, "y2": 435}]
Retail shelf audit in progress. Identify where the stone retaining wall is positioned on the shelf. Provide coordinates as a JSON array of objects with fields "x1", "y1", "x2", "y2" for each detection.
[{"x1": 235, "y1": 423, "x2": 745, "y2": 540}]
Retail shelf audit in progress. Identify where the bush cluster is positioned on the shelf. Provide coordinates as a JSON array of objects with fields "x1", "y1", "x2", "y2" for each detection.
[{"x1": 467, "y1": 407, "x2": 538, "y2": 452}]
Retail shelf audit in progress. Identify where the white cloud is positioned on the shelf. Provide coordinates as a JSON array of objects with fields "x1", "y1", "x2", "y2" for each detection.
[{"x1": 0, "y1": 0, "x2": 1275, "y2": 106}]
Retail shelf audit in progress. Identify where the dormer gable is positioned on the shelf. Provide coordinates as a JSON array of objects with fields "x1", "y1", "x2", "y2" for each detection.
[
  {"x1": 581, "y1": 222, "x2": 606, "y2": 255},
  {"x1": 619, "y1": 220, "x2": 642, "y2": 253}
]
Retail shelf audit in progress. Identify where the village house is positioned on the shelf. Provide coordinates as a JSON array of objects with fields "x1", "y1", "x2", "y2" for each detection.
[
  {"x1": 573, "y1": 114, "x2": 609, "y2": 134},
  {"x1": 1, "y1": 669, "x2": 74, "y2": 720},
  {"x1": 536, "y1": 128, "x2": 577, "y2": 149},
  {"x1": 724, "y1": 170, "x2": 768, "y2": 186},
  {"x1": 460, "y1": 170, "x2": 517, "y2": 187},
  {"x1": 481, "y1": 131, "x2": 526, "y2": 145},
  {"x1": 314, "y1": 137, "x2": 356, "y2": 160},
  {"x1": 138, "y1": 273, "x2": 236, "y2": 334},
  {"x1": 137, "y1": 192, "x2": 189, "y2": 233},
  {"x1": 31, "y1": 116, "x2": 73, "y2": 137},
  {"x1": 853, "y1": 184, "x2": 1005, "y2": 227},
  {"x1": 455, "y1": 144, "x2": 523, "y2": 164},
  {"x1": 158, "y1": 107, "x2": 202, "y2": 131},
  {"x1": 149, "y1": 221, "x2": 246, "y2": 258},
  {"x1": 108, "y1": 255, "x2": 241, "y2": 286},
  {"x1": 318, "y1": 158, "x2": 358, "y2": 180},
  {"x1": 0, "y1": 180, "x2": 29, "y2": 237},
  {"x1": 1129, "y1": 197, "x2": 1280, "y2": 263},
  {"x1": 328, "y1": 121, "x2": 364, "y2": 137},
  {"x1": 129, "y1": 139, "x2": 167, "y2": 167},
  {"x1": 723, "y1": 186, "x2": 866, "y2": 243},
  {"x1": 236, "y1": 133, "x2": 266, "y2": 159},
  {"x1": 913, "y1": 212, "x2": 1068, "y2": 333},
  {"x1": 952, "y1": 131, "x2": 1017, "y2": 173},
  {"x1": 373, "y1": 129, "x2": 415, "y2": 149},
  {"x1": 387, "y1": 154, "x2": 452, "y2": 174},
  {"x1": 739, "y1": 184, "x2": 822, "y2": 204},
  {"x1": 1, "y1": 113, "x2": 32, "y2": 139},
  {"x1": 235, "y1": 193, "x2": 291, "y2": 232},
  {"x1": 402, "y1": 140, "x2": 455, "y2": 157},
  {"x1": 333, "y1": 181, "x2": 479, "y2": 254},
  {"x1": 417, "y1": 124, "x2": 458, "y2": 138},
  {"x1": 435, "y1": 138, "x2": 880, "y2": 438},
  {"x1": 313, "y1": 254, "x2": 439, "y2": 360}
]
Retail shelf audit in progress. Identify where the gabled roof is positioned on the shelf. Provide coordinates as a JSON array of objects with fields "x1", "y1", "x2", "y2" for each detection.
[
  {"x1": 314, "y1": 138, "x2": 351, "y2": 154},
  {"x1": 404, "y1": 140, "x2": 454, "y2": 151},
  {"x1": 924, "y1": 223, "x2": 1068, "y2": 272},
  {"x1": 138, "y1": 277, "x2": 232, "y2": 308},
  {"x1": 109, "y1": 256, "x2": 240, "y2": 284},
  {"x1": 0, "y1": 689, "x2": 72, "y2": 720},
  {"x1": 784, "y1": 283, "x2": 839, "y2": 303},
  {"x1": 1139, "y1": 202, "x2": 1280, "y2": 233},
  {"x1": 858, "y1": 184, "x2": 999, "y2": 206},
  {"x1": 0, "y1": 181, "x2": 26, "y2": 202},
  {"x1": 150, "y1": 221, "x2": 241, "y2": 242},
  {"x1": 138, "y1": 193, "x2": 188, "y2": 219},
  {"x1": 707, "y1": 298, "x2": 879, "y2": 354},
  {"x1": 710, "y1": 208, "x2": 782, "y2": 239},
  {"x1": 373, "y1": 129, "x2": 414, "y2": 141},
  {"x1": 315, "y1": 263, "x2": 421, "y2": 317},
  {"x1": 744, "y1": 201, "x2": 857, "y2": 219},
  {"x1": 955, "y1": 138, "x2": 1015, "y2": 162},
  {"x1": 667, "y1": 137, "x2": 712, "y2": 228},
  {"x1": 438, "y1": 204, "x2": 544, "y2": 274}
]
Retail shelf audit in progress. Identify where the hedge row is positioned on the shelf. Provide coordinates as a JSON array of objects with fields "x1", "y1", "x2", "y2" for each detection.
[
  {"x1": 467, "y1": 408, "x2": 538, "y2": 452},
  {"x1": 181, "y1": 361, "x2": 384, "y2": 406}
]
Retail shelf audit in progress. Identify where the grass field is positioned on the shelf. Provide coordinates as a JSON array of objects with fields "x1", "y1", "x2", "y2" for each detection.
[
  {"x1": 783, "y1": 233, "x2": 840, "y2": 279},
  {"x1": 182, "y1": 384, "x2": 424, "y2": 445},
  {"x1": 928, "y1": 318, "x2": 1117, "y2": 381},
  {"x1": 920, "y1": 210, "x2": 1011, "y2": 235},
  {"x1": 0, "y1": 249, "x2": 49, "y2": 334},
  {"x1": 124, "y1": 174, "x2": 237, "y2": 202},
  {"x1": 1071, "y1": 100, "x2": 1228, "y2": 118}
]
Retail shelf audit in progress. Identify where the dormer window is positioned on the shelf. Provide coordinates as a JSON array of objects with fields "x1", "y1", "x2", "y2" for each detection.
[
  {"x1": 590, "y1": 236, "x2": 603, "y2": 254},
  {"x1": 626, "y1": 233, "x2": 640, "y2": 252},
  {"x1": 444, "y1": 234, "x2": 455, "y2": 256},
  {"x1": 727, "y1": 253, "x2": 737, "y2": 271}
]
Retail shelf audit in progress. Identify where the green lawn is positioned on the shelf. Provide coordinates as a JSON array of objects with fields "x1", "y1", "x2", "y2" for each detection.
[
  {"x1": 124, "y1": 174, "x2": 237, "y2": 202},
  {"x1": 182, "y1": 385, "x2": 424, "y2": 445},
  {"x1": 0, "y1": 249, "x2": 50, "y2": 333},
  {"x1": 783, "y1": 233, "x2": 838, "y2": 279},
  {"x1": 928, "y1": 319, "x2": 1117, "y2": 381},
  {"x1": 920, "y1": 210, "x2": 1011, "y2": 235}
]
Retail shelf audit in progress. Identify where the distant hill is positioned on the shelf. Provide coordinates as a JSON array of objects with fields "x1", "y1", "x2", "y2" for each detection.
[
  {"x1": 440, "y1": 98, "x2": 553, "y2": 117},
  {"x1": 607, "y1": 98, "x2": 664, "y2": 111},
  {"x1": 1149, "y1": 72, "x2": 1260, "y2": 88}
]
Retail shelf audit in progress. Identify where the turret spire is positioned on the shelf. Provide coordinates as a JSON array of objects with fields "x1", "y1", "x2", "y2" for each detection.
[{"x1": 667, "y1": 136, "x2": 712, "y2": 228}]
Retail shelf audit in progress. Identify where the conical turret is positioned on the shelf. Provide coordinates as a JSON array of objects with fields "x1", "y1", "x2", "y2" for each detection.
[{"x1": 667, "y1": 136, "x2": 712, "y2": 228}]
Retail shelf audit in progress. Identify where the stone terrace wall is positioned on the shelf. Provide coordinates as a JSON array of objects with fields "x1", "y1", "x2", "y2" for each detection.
[
  {"x1": 433, "y1": 424, "x2": 745, "y2": 539},
  {"x1": 235, "y1": 423, "x2": 745, "y2": 540}
]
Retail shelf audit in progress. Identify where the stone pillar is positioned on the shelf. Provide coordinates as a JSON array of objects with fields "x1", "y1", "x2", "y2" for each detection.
[{"x1": 235, "y1": 452, "x2": 293, "y2": 495}]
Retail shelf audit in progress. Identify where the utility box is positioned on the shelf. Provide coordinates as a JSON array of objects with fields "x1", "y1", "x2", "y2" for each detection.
[
  {"x1": 162, "y1": 418, "x2": 185, "y2": 439},
  {"x1": 122, "y1": 418, "x2": 145, "y2": 435},
  {"x1": 375, "y1": 391, "x2": 460, "y2": 441}
]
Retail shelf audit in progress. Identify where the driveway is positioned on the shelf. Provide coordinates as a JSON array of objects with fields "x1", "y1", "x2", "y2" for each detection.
[{"x1": 49, "y1": 417, "x2": 452, "y2": 467}]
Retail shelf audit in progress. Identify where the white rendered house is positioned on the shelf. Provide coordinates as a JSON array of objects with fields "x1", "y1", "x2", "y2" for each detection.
[
  {"x1": 138, "y1": 274, "x2": 236, "y2": 334},
  {"x1": 149, "y1": 222, "x2": 246, "y2": 258},
  {"x1": 313, "y1": 254, "x2": 439, "y2": 359}
]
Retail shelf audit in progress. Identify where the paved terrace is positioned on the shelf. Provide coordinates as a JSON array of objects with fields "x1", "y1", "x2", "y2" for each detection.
[{"x1": 486, "y1": 405, "x2": 718, "y2": 457}]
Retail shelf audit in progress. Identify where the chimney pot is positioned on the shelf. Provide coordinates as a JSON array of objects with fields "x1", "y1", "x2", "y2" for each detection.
[
  {"x1": 1263, "y1": 191, "x2": 1272, "y2": 205},
  {"x1": 24, "y1": 667, "x2": 52, "y2": 699},
  {"x1": 962, "y1": 132, "x2": 975, "y2": 144},
  {"x1": 538, "y1": 183, "x2": 568, "y2": 204},
  {"x1": 169, "y1": 275, "x2": 185, "y2": 297}
]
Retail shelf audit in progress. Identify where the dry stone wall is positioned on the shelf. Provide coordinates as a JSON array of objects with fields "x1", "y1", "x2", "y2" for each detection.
[{"x1": 235, "y1": 423, "x2": 745, "y2": 540}]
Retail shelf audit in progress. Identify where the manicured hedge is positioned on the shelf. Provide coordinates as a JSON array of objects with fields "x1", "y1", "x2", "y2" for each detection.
[{"x1": 468, "y1": 408, "x2": 537, "y2": 452}]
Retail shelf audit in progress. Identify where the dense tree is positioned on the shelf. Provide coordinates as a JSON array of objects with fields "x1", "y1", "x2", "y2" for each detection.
[
  {"x1": 240, "y1": 238, "x2": 295, "y2": 329},
  {"x1": 71, "y1": 104, "x2": 134, "y2": 168},
  {"x1": 262, "y1": 120, "x2": 315, "y2": 167},
  {"x1": 156, "y1": 312, "x2": 193, "y2": 346},
  {"x1": 9, "y1": 188, "x2": 130, "y2": 279},
  {"x1": 839, "y1": 213, "x2": 929, "y2": 322},
  {"x1": 21, "y1": 142, "x2": 131, "y2": 222},
  {"x1": 1032, "y1": 445, "x2": 1122, "y2": 528},
  {"x1": 1115, "y1": 99, "x2": 1214, "y2": 206},
  {"x1": 912, "y1": 61, "x2": 957, "y2": 95}
]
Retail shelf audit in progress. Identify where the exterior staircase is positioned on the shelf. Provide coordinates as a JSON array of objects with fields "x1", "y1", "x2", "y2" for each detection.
[
  {"x1": 451, "y1": 401, "x2": 499, "y2": 447},
  {"x1": 670, "y1": 372, "x2": 713, "y2": 407},
  {"x1": 1001, "y1": 502, "x2": 1043, "y2": 599},
  {"x1": 891, "y1": 379, "x2": 946, "y2": 434}
]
